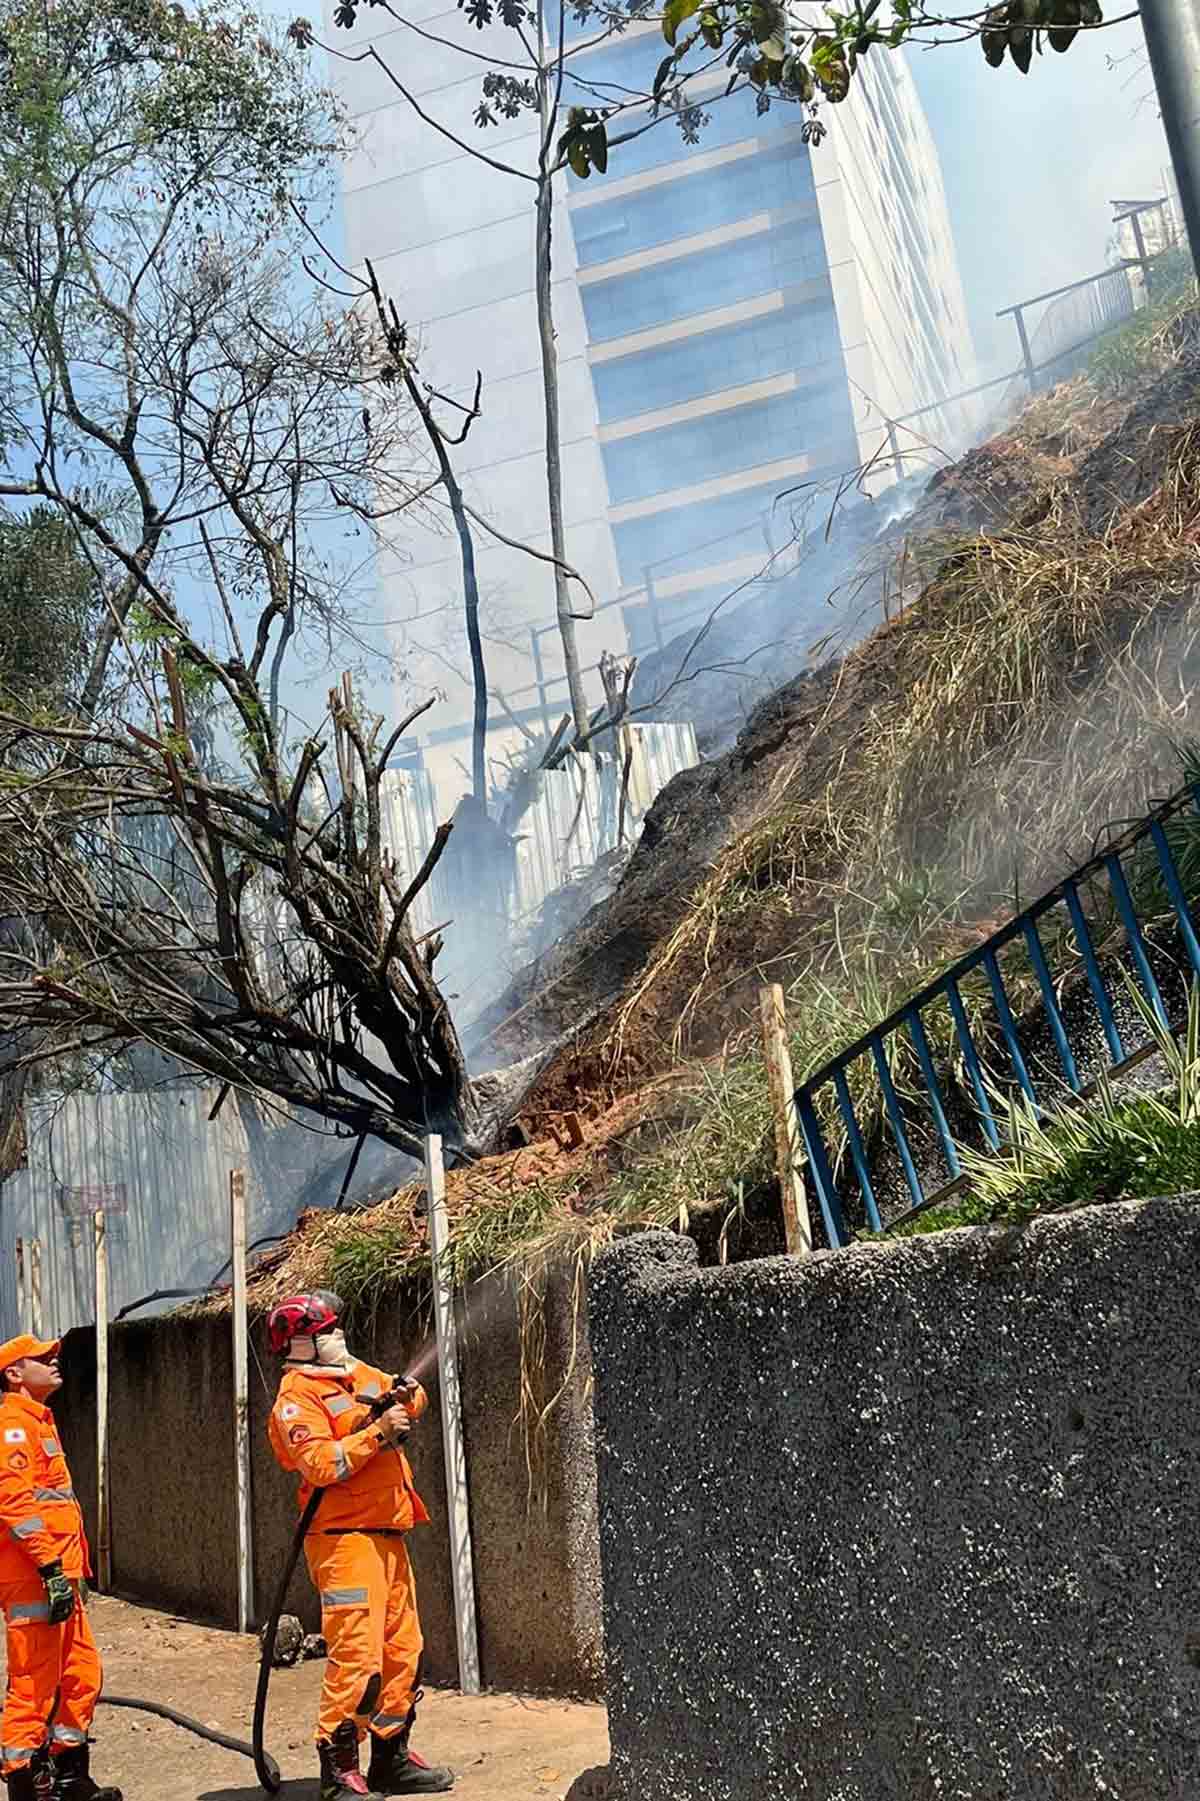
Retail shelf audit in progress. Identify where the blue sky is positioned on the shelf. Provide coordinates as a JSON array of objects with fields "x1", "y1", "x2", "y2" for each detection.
[{"x1": 907, "y1": 17, "x2": 1173, "y2": 375}]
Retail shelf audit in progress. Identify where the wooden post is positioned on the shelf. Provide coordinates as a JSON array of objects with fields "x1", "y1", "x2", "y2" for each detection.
[
  {"x1": 230, "y1": 1169, "x2": 254, "y2": 1633},
  {"x1": 94, "y1": 1211, "x2": 111, "y2": 1592},
  {"x1": 15, "y1": 1239, "x2": 26, "y2": 1334},
  {"x1": 759, "y1": 985, "x2": 813, "y2": 1258},
  {"x1": 424, "y1": 1134, "x2": 481, "y2": 1694},
  {"x1": 29, "y1": 1239, "x2": 42, "y2": 1341}
]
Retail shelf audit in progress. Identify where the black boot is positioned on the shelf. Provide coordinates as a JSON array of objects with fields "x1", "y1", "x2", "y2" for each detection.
[
  {"x1": 50, "y1": 1747, "x2": 121, "y2": 1801},
  {"x1": 366, "y1": 1708, "x2": 454, "y2": 1796},
  {"x1": 318, "y1": 1722, "x2": 384, "y2": 1800},
  {"x1": 4, "y1": 1764, "x2": 41, "y2": 1801}
]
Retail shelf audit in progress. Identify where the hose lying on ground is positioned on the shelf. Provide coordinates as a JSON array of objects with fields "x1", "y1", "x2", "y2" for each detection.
[
  {"x1": 90, "y1": 1492, "x2": 315, "y2": 1797},
  {"x1": 98, "y1": 1695, "x2": 280, "y2": 1788}
]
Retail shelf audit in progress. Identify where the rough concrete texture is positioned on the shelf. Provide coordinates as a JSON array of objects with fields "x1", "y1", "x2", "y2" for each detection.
[
  {"x1": 589, "y1": 1205, "x2": 1200, "y2": 1801},
  {"x1": 53, "y1": 1268, "x2": 602, "y2": 1696}
]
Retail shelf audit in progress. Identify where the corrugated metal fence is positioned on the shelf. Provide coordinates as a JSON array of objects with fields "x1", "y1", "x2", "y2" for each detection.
[
  {"x1": 0, "y1": 1088, "x2": 318, "y2": 1340},
  {"x1": 383, "y1": 723, "x2": 699, "y2": 933}
]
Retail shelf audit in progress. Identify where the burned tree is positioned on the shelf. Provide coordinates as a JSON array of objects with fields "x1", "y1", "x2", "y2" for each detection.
[{"x1": 0, "y1": 604, "x2": 478, "y2": 1157}]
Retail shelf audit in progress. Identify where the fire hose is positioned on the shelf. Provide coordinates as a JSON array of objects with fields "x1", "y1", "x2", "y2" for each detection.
[{"x1": 94, "y1": 1384, "x2": 411, "y2": 1795}]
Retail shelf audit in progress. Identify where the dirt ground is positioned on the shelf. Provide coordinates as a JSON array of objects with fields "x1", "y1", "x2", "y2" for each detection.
[{"x1": 0, "y1": 1596, "x2": 610, "y2": 1801}]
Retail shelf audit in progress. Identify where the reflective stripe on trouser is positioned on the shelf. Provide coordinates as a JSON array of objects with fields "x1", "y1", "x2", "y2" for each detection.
[
  {"x1": 304, "y1": 1531, "x2": 422, "y2": 1745},
  {"x1": 0, "y1": 1578, "x2": 101, "y2": 1773}
]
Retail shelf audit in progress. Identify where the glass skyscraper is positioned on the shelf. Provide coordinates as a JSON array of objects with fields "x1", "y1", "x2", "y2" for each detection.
[{"x1": 326, "y1": 1, "x2": 973, "y2": 800}]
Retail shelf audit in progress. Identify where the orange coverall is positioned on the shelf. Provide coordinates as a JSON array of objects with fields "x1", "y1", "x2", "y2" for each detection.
[
  {"x1": 0, "y1": 1393, "x2": 100, "y2": 1774},
  {"x1": 268, "y1": 1361, "x2": 431, "y2": 1745}
]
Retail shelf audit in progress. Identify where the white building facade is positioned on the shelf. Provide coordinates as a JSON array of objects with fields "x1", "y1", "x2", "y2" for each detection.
[{"x1": 325, "y1": 1, "x2": 974, "y2": 799}]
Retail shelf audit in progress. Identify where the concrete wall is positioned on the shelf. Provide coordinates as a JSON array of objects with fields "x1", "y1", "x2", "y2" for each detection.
[
  {"x1": 53, "y1": 1267, "x2": 602, "y2": 1697},
  {"x1": 589, "y1": 1205, "x2": 1200, "y2": 1801}
]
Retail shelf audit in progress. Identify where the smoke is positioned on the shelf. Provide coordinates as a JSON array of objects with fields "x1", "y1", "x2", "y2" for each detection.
[
  {"x1": 146, "y1": 0, "x2": 1189, "y2": 1233},
  {"x1": 908, "y1": 24, "x2": 1171, "y2": 379}
]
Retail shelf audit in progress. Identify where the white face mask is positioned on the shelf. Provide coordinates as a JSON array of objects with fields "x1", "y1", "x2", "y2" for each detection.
[
  {"x1": 286, "y1": 1327, "x2": 353, "y2": 1368},
  {"x1": 315, "y1": 1328, "x2": 350, "y2": 1367}
]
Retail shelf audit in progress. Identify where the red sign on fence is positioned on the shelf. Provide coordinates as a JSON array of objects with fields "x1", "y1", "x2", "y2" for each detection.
[{"x1": 56, "y1": 1183, "x2": 128, "y2": 1218}]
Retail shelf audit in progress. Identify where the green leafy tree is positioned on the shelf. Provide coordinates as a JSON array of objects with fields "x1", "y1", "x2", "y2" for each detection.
[
  {"x1": 0, "y1": 0, "x2": 415, "y2": 720},
  {"x1": 0, "y1": 508, "x2": 101, "y2": 718}
]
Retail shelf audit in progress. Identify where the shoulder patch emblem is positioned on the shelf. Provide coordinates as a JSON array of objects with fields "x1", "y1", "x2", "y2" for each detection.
[
  {"x1": 288, "y1": 1426, "x2": 311, "y2": 1446},
  {"x1": 280, "y1": 1403, "x2": 300, "y2": 1420},
  {"x1": 3, "y1": 1428, "x2": 26, "y2": 1444},
  {"x1": 7, "y1": 1452, "x2": 27, "y2": 1472}
]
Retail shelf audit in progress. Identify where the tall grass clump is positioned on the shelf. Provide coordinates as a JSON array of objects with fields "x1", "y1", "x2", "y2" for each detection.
[
  {"x1": 610, "y1": 408, "x2": 1200, "y2": 1114},
  {"x1": 895, "y1": 982, "x2": 1200, "y2": 1236}
]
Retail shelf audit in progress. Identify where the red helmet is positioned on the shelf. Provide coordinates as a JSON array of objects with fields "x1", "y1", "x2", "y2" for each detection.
[{"x1": 266, "y1": 1290, "x2": 342, "y2": 1355}]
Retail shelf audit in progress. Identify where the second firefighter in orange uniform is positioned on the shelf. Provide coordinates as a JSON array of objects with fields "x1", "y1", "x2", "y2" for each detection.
[{"x1": 0, "y1": 1333, "x2": 121, "y2": 1801}]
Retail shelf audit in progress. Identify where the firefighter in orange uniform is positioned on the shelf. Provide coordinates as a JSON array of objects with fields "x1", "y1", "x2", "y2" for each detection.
[
  {"x1": 0, "y1": 1334, "x2": 121, "y2": 1801},
  {"x1": 266, "y1": 1292, "x2": 453, "y2": 1801}
]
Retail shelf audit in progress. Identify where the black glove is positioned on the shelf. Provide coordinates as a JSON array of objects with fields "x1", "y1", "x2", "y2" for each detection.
[{"x1": 37, "y1": 1559, "x2": 75, "y2": 1625}]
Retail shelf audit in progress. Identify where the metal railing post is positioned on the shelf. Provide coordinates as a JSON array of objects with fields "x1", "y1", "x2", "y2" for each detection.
[{"x1": 1011, "y1": 305, "x2": 1037, "y2": 392}]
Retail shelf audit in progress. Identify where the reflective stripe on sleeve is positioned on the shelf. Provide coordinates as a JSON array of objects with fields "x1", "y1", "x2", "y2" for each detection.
[
  {"x1": 333, "y1": 1445, "x2": 351, "y2": 1482},
  {"x1": 10, "y1": 1516, "x2": 45, "y2": 1540},
  {"x1": 326, "y1": 1396, "x2": 355, "y2": 1417}
]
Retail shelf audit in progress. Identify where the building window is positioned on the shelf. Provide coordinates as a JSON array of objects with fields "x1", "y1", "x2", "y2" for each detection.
[
  {"x1": 612, "y1": 456, "x2": 858, "y2": 586},
  {"x1": 591, "y1": 296, "x2": 841, "y2": 422},
  {"x1": 572, "y1": 140, "x2": 815, "y2": 270},
  {"x1": 566, "y1": 84, "x2": 810, "y2": 191},
  {"x1": 581, "y1": 216, "x2": 828, "y2": 342},
  {"x1": 601, "y1": 379, "x2": 856, "y2": 504}
]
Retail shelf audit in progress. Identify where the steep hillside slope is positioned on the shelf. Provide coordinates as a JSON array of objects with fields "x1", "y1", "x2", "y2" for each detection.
[
  {"x1": 472, "y1": 308, "x2": 1200, "y2": 1143},
  {"x1": 221, "y1": 286, "x2": 1200, "y2": 1319}
]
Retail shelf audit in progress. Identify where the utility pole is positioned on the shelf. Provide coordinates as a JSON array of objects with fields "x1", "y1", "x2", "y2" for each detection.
[{"x1": 1139, "y1": 0, "x2": 1200, "y2": 275}]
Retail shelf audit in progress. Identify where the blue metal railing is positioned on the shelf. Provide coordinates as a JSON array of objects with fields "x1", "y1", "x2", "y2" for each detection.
[{"x1": 792, "y1": 780, "x2": 1200, "y2": 1247}]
